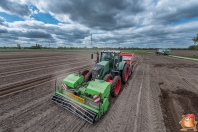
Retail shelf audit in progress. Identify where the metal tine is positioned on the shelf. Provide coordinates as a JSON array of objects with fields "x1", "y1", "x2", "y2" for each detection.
[
  {"x1": 52, "y1": 95, "x2": 97, "y2": 124},
  {"x1": 53, "y1": 100, "x2": 94, "y2": 124},
  {"x1": 54, "y1": 96, "x2": 96, "y2": 119},
  {"x1": 53, "y1": 97, "x2": 95, "y2": 121},
  {"x1": 63, "y1": 103, "x2": 94, "y2": 123},
  {"x1": 53, "y1": 99, "x2": 95, "y2": 124},
  {"x1": 55, "y1": 94, "x2": 96, "y2": 116},
  {"x1": 53, "y1": 95, "x2": 97, "y2": 118}
]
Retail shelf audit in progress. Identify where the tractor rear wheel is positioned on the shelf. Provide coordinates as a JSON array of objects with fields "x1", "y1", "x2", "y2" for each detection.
[
  {"x1": 81, "y1": 70, "x2": 89, "y2": 79},
  {"x1": 103, "y1": 74, "x2": 113, "y2": 84},
  {"x1": 84, "y1": 71, "x2": 92, "y2": 82},
  {"x1": 121, "y1": 64, "x2": 129, "y2": 84},
  {"x1": 129, "y1": 65, "x2": 134, "y2": 77},
  {"x1": 111, "y1": 76, "x2": 121, "y2": 97}
]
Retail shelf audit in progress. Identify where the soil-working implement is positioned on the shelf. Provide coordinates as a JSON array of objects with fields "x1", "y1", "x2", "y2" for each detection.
[
  {"x1": 156, "y1": 48, "x2": 171, "y2": 55},
  {"x1": 52, "y1": 50, "x2": 134, "y2": 124}
]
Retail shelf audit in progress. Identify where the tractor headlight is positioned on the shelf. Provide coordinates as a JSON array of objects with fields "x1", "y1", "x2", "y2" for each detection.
[{"x1": 92, "y1": 70, "x2": 98, "y2": 77}]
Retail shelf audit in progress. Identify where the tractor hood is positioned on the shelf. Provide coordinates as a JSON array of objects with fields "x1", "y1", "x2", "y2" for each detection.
[
  {"x1": 85, "y1": 79, "x2": 110, "y2": 99},
  {"x1": 63, "y1": 74, "x2": 83, "y2": 88},
  {"x1": 92, "y1": 61, "x2": 109, "y2": 78}
]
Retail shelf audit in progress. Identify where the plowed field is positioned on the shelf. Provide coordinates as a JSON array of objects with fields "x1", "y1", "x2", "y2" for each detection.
[{"x1": 0, "y1": 52, "x2": 198, "y2": 132}]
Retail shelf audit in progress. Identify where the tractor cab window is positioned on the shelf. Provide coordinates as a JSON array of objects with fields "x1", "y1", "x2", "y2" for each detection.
[
  {"x1": 92, "y1": 64, "x2": 103, "y2": 78},
  {"x1": 101, "y1": 52, "x2": 113, "y2": 62},
  {"x1": 113, "y1": 53, "x2": 120, "y2": 69},
  {"x1": 114, "y1": 53, "x2": 119, "y2": 62}
]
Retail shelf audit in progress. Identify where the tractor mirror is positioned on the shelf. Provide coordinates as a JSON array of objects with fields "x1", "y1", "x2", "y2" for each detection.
[
  {"x1": 91, "y1": 53, "x2": 93, "y2": 59},
  {"x1": 120, "y1": 56, "x2": 123, "y2": 61}
]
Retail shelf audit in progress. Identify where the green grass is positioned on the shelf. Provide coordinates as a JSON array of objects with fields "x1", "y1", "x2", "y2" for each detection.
[
  {"x1": 0, "y1": 49, "x2": 152, "y2": 54},
  {"x1": 120, "y1": 50, "x2": 152, "y2": 54},
  {"x1": 181, "y1": 55, "x2": 198, "y2": 59}
]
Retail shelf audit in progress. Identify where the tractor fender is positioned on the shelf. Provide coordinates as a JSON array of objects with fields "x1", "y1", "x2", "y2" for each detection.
[{"x1": 118, "y1": 61, "x2": 126, "y2": 71}]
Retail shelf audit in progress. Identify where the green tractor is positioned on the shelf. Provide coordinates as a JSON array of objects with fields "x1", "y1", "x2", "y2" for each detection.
[
  {"x1": 156, "y1": 48, "x2": 171, "y2": 55},
  {"x1": 52, "y1": 50, "x2": 134, "y2": 124}
]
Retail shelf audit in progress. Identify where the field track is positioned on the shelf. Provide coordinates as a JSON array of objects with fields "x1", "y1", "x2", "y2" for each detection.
[{"x1": 0, "y1": 51, "x2": 198, "y2": 132}]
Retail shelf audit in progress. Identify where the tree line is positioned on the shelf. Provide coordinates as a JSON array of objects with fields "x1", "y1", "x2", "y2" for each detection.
[
  {"x1": 192, "y1": 34, "x2": 198, "y2": 44},
  {"x1": 191, "y1": 33, "x2": 198, "y2": 50},
  {"x1": 0, "y1": 40, "x2": 198, "y2": 50},
  {"x1": 0, "y1": 45, "x2": 191, "y2": 50}
]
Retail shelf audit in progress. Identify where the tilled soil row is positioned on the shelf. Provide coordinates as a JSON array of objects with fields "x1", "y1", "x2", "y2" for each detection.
[
  {"x1": 0, "y1": 53, "x2": 82, "y2": 63},
  {"x1": 0, "y1": 54, "x2": 88, "y2": 68},
  {"x1": 0, "y1": 66, "x2": 93, "y2": 114},
  {"x1": 0, "y1": 66, "x2": 93, "y2": 132},
  {"x1": 0, "y1": 56, "x2": 89, "y2": 73},
  {"x1": 0, "y1": 52, "x2": 85, "y2": 60},
  {"x1": 1, "y1": 52, "x2": 198, "y2": 132},
  {"x1": 0, "y1": 65, "x2": 92, "y2": 99},
  {"x1": 152, "y1": 55, "x2": 198, "y2": 132},
  {"x1": 0, "y1": 60, "x2": 93, "y2": 86}
]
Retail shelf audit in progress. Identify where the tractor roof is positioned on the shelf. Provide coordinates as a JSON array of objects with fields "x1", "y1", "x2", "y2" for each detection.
[{"x1": 101, "y1": 50, "x2": 120, "y2": 53}]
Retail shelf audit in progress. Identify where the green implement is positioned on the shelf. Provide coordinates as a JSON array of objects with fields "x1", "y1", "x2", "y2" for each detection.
[
  {"x1": 52, "y1": 50, "x2": 135, "y2": 124},
  {"x1": 156, "y1": 48, "x2": 171, "y2": 55},
  {"x1": 52, "y1": 74, "x2": 110, "y2": 124}
]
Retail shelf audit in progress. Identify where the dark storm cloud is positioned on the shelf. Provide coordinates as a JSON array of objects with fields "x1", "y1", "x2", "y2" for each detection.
[
  {"x1": 55, "y1": 33, "x2": 87, "y2": 43},
  {"x1": 0, "y1": 28, "x2": 8, "y2": 33},
  {"x1": 155, "y1": 2, "x2": 198, "y2": 24},
  {"x1": 39, "y1": 0, "x2": 144, "y2": 30},
  {"x1": 1, "y1": 0, "x2": 198, "y2": 48},
  {"x1": 23, "y1": 30, "x2": 52, "y2": 38},
  {"x1": 3, "y1": 29, "x2": 52, "y2": 39},
  {"x1": 0, "y1": 0, "x2": 31, "y2": 17}
]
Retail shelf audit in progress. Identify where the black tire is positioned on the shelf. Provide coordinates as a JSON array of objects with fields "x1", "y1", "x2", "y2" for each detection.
[
  {"x1": 84, "y1": 71, "x2": 92, "y2": 82},
  {"x1": 81, "y1": 70, "x2": 89, "y2": 78},
  {"x1": 129, "y1": 65, "x2": 134, "y2": 77},
  {"x1": 111, "y1": 76, "x2": 121, "y2": 97},
  {"x1": 121, "y1": 64, "x2": 129, "y2": 84},
  {"x1": 103, "y1": 74, "x2": 113, "y2": 83}
]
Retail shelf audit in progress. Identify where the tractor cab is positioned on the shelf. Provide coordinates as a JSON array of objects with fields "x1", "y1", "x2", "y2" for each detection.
[
  {"x1": 100, "y1": 50, "x2": 121, "y2": 69},
  {"x1": 91, "y1": 50, "x2": 123, "y2": 80}
]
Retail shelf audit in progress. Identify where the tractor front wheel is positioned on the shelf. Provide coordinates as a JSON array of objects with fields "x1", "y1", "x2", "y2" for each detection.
[
  {"x1": 121, "y1": 64, "x2": 129, "y2": 84},
  {"x1": 111, "y1": 76, "x2": 121, "y2": 97},
  {"x1": 84, "y1": 71, "x2": 92, "y2": 82},
  {"x1": 103, "y1": 74, "x2": 113, "y2": 84},
  {"x1": 81, "y1": 70, "x2": 89, "y2": 79}
]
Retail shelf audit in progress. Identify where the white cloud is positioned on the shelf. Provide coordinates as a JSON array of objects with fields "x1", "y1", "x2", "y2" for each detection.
[{"x1": 0, "y1": 0, "x2": 198, "y2": 48}]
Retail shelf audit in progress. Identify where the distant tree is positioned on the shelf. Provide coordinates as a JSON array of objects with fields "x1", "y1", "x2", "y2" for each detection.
[
  {"x1": 188, "y1": 45, "x2": 198, "y2": 50},
  {"x1": 192, "y1": 33, "x2": 198, "y2": 44},
  {"x1": 17, "y1": 44, "x2": 21, "y2": 49},
  {"x1": 30, "y1": 44, "x2": 42, "y2": 49}
]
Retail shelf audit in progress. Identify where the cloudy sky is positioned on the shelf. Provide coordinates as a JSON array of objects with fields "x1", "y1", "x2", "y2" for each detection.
[{"x1": 0, "y1": 0, "x2": 198, "y2": 48}]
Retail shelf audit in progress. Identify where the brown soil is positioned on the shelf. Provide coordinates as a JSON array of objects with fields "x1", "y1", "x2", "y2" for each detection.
[
  {"x1": 171, "y1": 50, "x2": 198, "y2": 56},
  {"x1": 0, "y1": 52, "x2": 198, "y2": 132},
  {"x1": 154, "y1": 63, "x2": 198, "y2": 68}
]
